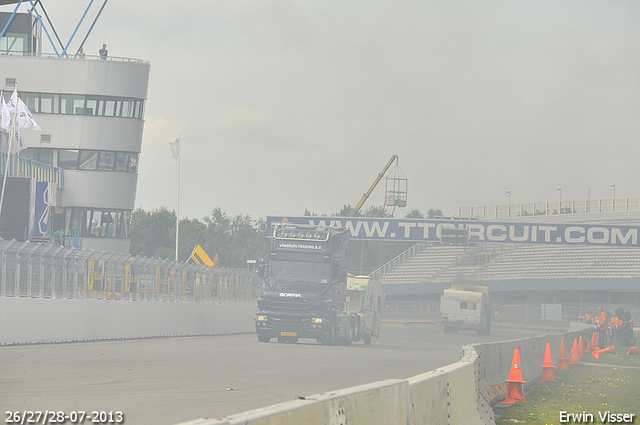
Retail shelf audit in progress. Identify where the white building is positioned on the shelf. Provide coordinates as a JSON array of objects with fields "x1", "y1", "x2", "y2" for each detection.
[{"x1": 0, "y1": 8, "x2": 150, "y2": 253}]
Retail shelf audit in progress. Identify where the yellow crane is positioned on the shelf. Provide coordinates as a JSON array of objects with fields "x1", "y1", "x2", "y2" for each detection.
[{"x1": 350, "y1": 155, "x2": 406, "y2": 216}]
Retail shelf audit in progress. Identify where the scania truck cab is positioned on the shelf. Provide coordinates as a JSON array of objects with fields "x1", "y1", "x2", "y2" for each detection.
[{"x1": 255, "y1": 223, "x2": 353, "y2": 345}]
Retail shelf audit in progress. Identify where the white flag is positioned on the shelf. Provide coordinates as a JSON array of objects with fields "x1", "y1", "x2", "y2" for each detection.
[
  {"x1": 10, "y1": 89, "x2": 41, "y2": 131},
  {"x1": 169, "y1": 137, "x2": 180, "y2": 160},
  {"x1": 0, "y1": 128, "x2": 26, "y2": 154},
  {"x1": 1, "y1": 97, "x2": 26, "y2": 153},
  {"x1": 0, "y1": 98, "x2": 12, "y2": 131},
  {"x1": 15, "y1": 97, "x2": 41, "y2": 131}
]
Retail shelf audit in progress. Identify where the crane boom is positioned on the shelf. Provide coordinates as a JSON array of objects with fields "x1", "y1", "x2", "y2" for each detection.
[{"x1": 350, "y1": 155, "x2": 398, "y2": 216}]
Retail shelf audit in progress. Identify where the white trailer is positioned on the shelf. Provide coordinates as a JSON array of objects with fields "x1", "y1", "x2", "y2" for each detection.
[
  {"x1": 345, "y1": 276, "x2": 383, "y2": 345},
  {"x1": 440, "y1": 284, "x2": 491, "y2": 335}
]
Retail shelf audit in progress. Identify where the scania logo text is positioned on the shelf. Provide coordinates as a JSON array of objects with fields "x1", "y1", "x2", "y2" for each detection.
[{"x1": 279, "y1": 293, "x2": 302, "y2": 297}]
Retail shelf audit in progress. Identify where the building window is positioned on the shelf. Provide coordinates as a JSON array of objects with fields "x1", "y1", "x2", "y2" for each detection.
[
  {"x1": 65, "y1": 208, "x2": 131, "y2": 239},
  {"x1": 22, "y1": 148, "x2": 139, "y2": 173},
  {"x1": 58, "y1": 149, "x2": 79, "y2": 169},
  {"x1": 2, "y1": 91, "x2": 146, "y2": 120},
  {"x1": 79, "y1": 151, "x2": 98, "y2": 170},
  {"x1": 0, "y1": 33, "x2": 26, "y2": 55}
]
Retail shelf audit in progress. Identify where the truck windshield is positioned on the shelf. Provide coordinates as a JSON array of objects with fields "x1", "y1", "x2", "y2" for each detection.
[{"x1": 269, "y1": 260, "x2": 331, "y2": 288}]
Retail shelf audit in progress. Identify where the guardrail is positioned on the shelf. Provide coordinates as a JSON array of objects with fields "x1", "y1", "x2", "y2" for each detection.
[
  {"x1": 370, "y1": 242, "x2": 428, "y2": 279},
  {"x1": 175, "y1": 327, "x2": 590, "y2": 425},
  {"x1": 458, "y1": 197, "x2": 640, "y2": 219},
  {"x1": 18, "y1": 52, "x2": 148, "y2": 64}
]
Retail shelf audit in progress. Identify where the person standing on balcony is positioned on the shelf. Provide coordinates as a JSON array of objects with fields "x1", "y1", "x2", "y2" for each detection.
[{"x1": 99, "y1": 44, "x2": 108, "y2": 60}]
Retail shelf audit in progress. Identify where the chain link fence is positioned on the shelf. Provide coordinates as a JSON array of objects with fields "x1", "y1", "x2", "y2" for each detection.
[{"x1": 0, "y1": 239, "x2": 262, "y2": 303}]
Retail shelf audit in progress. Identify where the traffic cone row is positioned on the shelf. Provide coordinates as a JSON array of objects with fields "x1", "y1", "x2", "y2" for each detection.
[{"x1": 502, "y1": 333, "x2": 618, "y2": 405}]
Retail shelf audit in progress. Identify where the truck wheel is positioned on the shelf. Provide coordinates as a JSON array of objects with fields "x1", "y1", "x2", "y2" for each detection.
[
  {"x1": 342, "y1": 322, "x2": 352, "y2": 346},
  {"x1": 257, "y1": 335, "x2": 270, "y2": 343},
  {"x1": 364, "y1": 333, "x2": 372, "y2": 345},
  {"x1": 321, "y1": 322, "x2": 336, "y2": 345},
  {"x1": 352, "y1": 319, "x2": 360, "y2": 342}
]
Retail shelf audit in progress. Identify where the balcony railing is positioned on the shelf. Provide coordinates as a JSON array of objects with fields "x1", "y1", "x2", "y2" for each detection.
[{"x1": 0, "y1": 152, "x2": 64, "y2": 189}]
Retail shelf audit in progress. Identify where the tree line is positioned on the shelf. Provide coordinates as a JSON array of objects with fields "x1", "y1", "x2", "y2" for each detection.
[{"x1": 129, "y1": 205, "x2": 443, "y2": 274}]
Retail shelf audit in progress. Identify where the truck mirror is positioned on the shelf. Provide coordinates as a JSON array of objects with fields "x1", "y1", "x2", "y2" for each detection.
[{"x1": 258, "y1": 264, "x2": 266, "y2": 278}]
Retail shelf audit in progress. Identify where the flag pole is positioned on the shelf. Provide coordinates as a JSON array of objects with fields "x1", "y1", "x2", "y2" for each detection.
[
  {"x1": 175, "y1": 135, "x2": 180, "y2": 261},
  {"x1": 0, "y1": 84, "x2": 19, "y2": 228},
  {"x1": 0, "y1": 87, "x2": 6, "y2": 227}
]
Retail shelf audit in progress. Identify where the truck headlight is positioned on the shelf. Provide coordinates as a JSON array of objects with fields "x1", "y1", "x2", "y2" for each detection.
[
  {"x1": 312, "y1": 317, "x2": 324, "y2": 324},
  {"x1": 256, "y1": 315, "x2": 268, "y2": 321}
]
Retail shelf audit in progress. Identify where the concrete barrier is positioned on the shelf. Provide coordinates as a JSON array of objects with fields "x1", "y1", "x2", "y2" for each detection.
[
  {"x1": 179, "y1": 380, "x2": 409, "y2": 425},
  {"x1": 0, "y1": 297, "x2": 256, "y2": 345},
  {"x1": 175, "y1": 326, "x2": 594, "y2": 425}
]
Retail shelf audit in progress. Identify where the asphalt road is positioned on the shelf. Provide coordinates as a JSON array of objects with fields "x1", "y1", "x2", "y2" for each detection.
[{"x1": 1, "y1": 321, "x2": 549, "y2": 425}]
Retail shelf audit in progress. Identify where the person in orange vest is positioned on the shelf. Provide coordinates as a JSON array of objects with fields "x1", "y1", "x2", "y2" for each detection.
[
  {"x1": 596, "y1": 306, "x2": 608, "y2": 348},
  {"x1": 584, "y1": 312, "x2": 592, "y2": 324}
]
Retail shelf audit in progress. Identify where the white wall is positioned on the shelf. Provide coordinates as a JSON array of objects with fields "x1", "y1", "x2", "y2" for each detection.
[{"x1": 0, "y1": 298, "x2": 256, "y2": 345}]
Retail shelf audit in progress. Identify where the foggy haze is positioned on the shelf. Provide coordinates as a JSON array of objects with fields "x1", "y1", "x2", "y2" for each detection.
[{"x1": 3, "y1": 1, "x2": 639, "y2": 221}]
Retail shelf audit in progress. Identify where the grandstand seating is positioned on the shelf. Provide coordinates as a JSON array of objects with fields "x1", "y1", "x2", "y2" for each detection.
[{"x1": 378, "y1": 244, "x2": 640, "y2": 284}]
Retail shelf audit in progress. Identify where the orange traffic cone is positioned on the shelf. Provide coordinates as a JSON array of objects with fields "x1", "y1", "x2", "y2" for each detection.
[
  {"x1": 591, "y1": 331, "x2": 599, "y2": 353},
  {"x1": 578, "y1": 335, "x2": 584, "y2": 358},
  {"x1": 569, "y1": 339, "x2": 580, "y2": 364},
  {"x1": 533, "y1": 341, "x2": 536, "y2": 350},
  {"x1": 586, "y1": 340, "x2": 591, "y2": 353},
  {"x1": 540, "y1": 342, "x2": 557, "y2": 382},
  {"x1": 558, "y1": 339, "x2": 569, "y2": 371},
  {"x1": 626, "y1": 346, "x2": 639, "y2": 355},
  {"x1": 504, "y1": 348, "x2": 526, "y2": 403},
  {"x1": 592, "y1": 345, "x2": 615, "y2": 359}
]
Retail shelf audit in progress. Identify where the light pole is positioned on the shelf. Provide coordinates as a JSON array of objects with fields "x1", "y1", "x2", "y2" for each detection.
[
  {"x1": 611, "y1": 183, "x2": 616, "y2": 199},
  {"x1": 557, "y1": 187, "x2": 562, "y2": 214},
  {"x1": 506, "y1": 190, "x2": 511, "y2": 217},
  {"x1": 611, "y1": 183, "x2": 616, "y2": 211}
]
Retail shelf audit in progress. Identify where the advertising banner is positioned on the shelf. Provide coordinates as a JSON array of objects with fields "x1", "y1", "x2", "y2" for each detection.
[
  {"x1": 266, "y1": 216, "x2": 640, "y2": 247},
  {"x1": 33, "y1": 181, "x2": 54, "y2": 238}
]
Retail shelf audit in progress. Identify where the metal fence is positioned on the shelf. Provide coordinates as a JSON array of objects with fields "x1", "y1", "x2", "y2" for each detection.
[
  {"x1": 458, "y1": 197, "x2": 640, "y2": 219},
  {"x1": 0, "y1": 239, "x2": 262, "y2": 303}
]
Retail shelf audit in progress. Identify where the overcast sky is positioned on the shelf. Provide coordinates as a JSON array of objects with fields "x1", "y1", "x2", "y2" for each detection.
[{"x1": 4, "y1": 1, "x2": 640, "y2": 221}]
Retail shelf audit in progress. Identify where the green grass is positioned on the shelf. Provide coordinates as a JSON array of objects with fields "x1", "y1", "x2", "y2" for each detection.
[{"x1": 497, "y1": 332, "x2": 640, "y2": 424}]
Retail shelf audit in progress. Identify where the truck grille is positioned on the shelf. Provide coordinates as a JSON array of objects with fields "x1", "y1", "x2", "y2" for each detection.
[
  {"x1": 267, "y1": 297, "x2": 313, "y2": 313},
  {"x1": 270, "y1": 315, "x2": 311, "y2": 329}
]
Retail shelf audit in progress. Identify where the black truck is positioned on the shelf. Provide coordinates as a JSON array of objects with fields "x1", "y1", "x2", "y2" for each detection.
[{"x1": 255, "y1": 222, "x2": 355, "y2": 345}]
